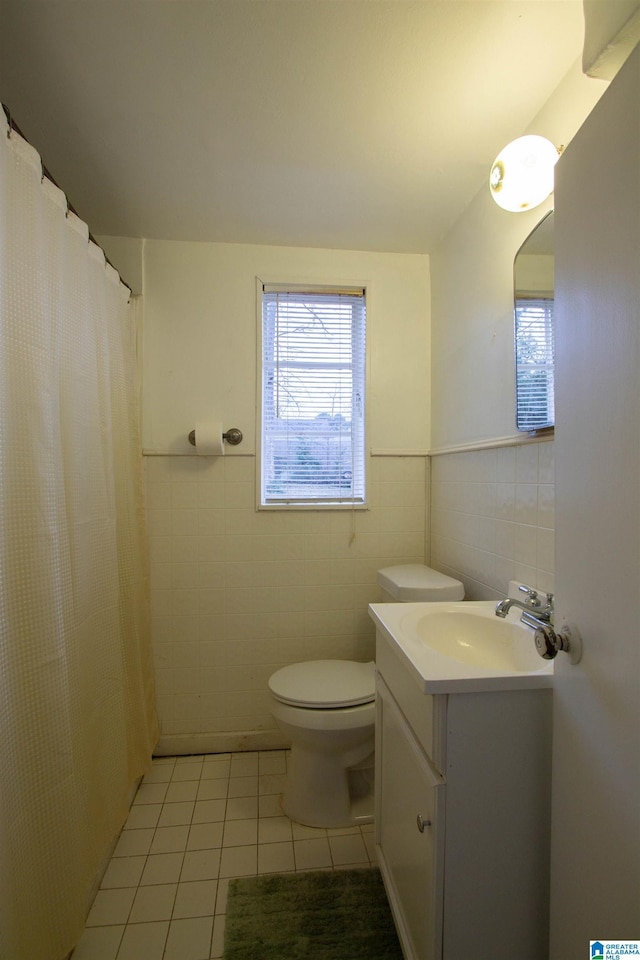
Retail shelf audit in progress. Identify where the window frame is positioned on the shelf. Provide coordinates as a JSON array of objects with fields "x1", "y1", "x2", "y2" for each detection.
[{"x1": 256, "y1": 279, "x2": 368, "y2": 511}]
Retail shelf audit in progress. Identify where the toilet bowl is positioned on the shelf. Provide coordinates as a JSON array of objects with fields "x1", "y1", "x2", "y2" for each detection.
[
  {"x1": 268, "y1": 660, "x2": 376, "y2": 828},
  {"x1": 268, "y1": 565, "x2": 464, "y2": 829}
]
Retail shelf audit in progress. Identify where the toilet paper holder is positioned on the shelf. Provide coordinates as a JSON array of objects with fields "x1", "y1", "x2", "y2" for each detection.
[{"x1": 188, "y1": 427, "x2": 243, "y2": 447}]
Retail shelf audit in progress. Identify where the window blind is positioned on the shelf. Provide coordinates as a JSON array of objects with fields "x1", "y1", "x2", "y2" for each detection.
[
  {"x1": 261, "y1": 287, "x2": 366, "y2": 506},
  {"x1": 515, "y1": 295, "x2": 555, "y2": 431}
]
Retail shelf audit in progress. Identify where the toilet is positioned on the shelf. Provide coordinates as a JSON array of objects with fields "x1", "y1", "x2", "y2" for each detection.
[
  {"x1": 377, "y1": 563, "x2": 465, "y2": 603},
  {"x1": 268, "y1": 564, "x2": 464, "y2": 829}
]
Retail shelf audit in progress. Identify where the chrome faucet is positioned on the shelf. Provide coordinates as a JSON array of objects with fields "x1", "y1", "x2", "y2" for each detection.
[{"x1": 495, "y1": 584, "x2": 554, "y2": 629}]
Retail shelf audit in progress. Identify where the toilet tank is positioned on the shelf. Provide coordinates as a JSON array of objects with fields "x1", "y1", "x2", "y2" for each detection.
[{"x1": 377, "y1": 564, "x2": 464, "y2": 602}]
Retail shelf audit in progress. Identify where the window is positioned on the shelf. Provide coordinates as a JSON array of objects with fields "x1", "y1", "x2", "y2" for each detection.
[
  {"x1": 515, "y1": 295, "x2": 555, "y2": 431},
  {"x1": 260, "y1": 285, "x2": 366, "y2": 507}
]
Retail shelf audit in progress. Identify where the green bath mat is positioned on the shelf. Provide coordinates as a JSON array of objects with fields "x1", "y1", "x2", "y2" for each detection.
[{"x1": 223, "y1": 867, "x2": 403, "y2": 960}]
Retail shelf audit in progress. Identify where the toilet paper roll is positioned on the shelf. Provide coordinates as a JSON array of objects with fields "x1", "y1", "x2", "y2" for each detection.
[{"x1": 194, "y1": 420, "x2": 225, "y2": 456}]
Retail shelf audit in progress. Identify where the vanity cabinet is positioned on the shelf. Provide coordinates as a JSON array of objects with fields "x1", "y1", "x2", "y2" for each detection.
[{"x1": 375, "y1": 629, "x2": 552, "y2": 960}]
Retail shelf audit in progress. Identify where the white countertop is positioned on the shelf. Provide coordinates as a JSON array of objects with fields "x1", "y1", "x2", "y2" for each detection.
[{"x1": 369, "y1": 600, "x2": 554, "y2": 694}]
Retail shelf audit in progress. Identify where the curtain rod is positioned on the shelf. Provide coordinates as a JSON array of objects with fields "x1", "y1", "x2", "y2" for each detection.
[{"x1": 2, "y1": 103, "x2": 132, "y2": 296}]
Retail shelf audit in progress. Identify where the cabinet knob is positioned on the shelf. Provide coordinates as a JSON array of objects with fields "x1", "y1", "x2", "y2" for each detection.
[{"x1": 416, "y1": 814, "x2": 431, "y2": 833}]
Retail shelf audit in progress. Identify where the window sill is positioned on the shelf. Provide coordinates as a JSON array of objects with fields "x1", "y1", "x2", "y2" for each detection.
[{"x1": 258, "y1": 502, "x2": 369, "y2": 512}]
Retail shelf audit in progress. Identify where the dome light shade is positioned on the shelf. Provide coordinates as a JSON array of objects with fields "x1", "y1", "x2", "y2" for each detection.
[{"x1": 489, "y1": 135, "x2": 558, "y2": 212}]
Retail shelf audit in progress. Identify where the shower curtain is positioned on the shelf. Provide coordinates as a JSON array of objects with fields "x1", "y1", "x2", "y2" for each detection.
[{"x1": 0, "y1": 110, "x2": 158, "y2": 959}]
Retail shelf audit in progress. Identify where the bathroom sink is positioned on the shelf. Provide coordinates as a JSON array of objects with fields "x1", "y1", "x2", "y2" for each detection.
[
  {"x1": 402, "y1": 607, "x2": 543, "y2": 671},
  {"x1": 369, "y1": 600, "x2": 553, "y2": 693}
]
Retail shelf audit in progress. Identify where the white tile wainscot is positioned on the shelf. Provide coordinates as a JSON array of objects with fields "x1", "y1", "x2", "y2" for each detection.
[
  {"x1": 429, "y1": 440, "x2": 554, "y2": 600},
  {"x1": 146, "y1": 453, "x2": 429, "y2": 754}
]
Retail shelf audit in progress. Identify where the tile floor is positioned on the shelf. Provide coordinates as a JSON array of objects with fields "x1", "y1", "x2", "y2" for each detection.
[{"x1": 71, "y1": 750, "x2": 377, "y2": 960}]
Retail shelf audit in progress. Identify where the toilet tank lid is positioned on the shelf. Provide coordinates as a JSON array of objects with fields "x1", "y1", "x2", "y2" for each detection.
[
  {"x1": 377, "y1": 564, "x2": 464, "y2": 601},
  {"x1": 268, "y1": 660, "x2": 375, "y2": 709}
]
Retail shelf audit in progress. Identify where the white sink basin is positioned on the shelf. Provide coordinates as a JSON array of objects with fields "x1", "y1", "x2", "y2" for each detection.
[
  {"x1": 402, "y1": 607, "x2": 545, "y2": 671},
  {"x1": 369, "y1": 600, "x2": 553, "y2": 693}
]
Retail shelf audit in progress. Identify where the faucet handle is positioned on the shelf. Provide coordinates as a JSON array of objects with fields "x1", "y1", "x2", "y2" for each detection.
[{"x1": 519, "y1": 584, "x2": 538, "y2": 601}]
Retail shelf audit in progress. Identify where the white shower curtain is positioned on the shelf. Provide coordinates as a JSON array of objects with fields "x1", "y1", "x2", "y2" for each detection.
[{"x1": 0, "y1": 109, "x2": 158, "y2": 959}]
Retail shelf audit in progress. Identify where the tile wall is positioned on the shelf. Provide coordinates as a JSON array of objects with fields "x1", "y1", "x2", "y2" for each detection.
[
  {"x1": 429, "y1": 440, "x2": 554, "y2": 600},
  {"x1": 146, "y1": 454, "x2": 427, "y2": 754}
]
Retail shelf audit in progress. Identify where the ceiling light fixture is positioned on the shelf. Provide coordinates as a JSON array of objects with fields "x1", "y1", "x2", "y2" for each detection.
[{"x1": 489, "y1": 135, "x2": 559, "y2": 212}]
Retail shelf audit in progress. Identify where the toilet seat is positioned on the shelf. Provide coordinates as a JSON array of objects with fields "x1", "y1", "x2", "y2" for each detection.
[{"x1": 268, "y1": 660, "x2": 375, "y2": 709}]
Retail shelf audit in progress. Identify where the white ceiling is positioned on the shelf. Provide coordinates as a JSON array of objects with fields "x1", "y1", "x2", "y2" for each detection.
[{"x1": 0, "y1": 1, "x2": 586, "y2": 253}]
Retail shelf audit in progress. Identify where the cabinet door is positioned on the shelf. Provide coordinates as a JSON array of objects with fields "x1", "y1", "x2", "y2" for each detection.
[{"x1": 375, "y1": 677, "x2": 444, "y2": 960}]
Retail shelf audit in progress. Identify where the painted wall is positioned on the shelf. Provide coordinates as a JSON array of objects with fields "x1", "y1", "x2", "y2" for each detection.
[
  {"x1": 428, "y1": 60, "x2": 605, "y2": 600},
  {"x1": 430, "y1": 60, "x2": 604, "y2": 453},
  {"x1": 134, "y1": 240, "x2": 431, "y2": 752},
  {"x1": 141, "y1": 240, "x2": 430, "y2": 457},
  {"x1": 98, "y1": 235, "x2": 143, "y2": 295}
]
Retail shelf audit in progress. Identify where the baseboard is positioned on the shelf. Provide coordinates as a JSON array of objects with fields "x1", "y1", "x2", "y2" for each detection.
[{"x1": 153, "y1": 729, "x2": 289, "y2": 757}]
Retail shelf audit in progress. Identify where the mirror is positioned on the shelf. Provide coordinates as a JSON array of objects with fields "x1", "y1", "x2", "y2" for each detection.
[{"x1": 514, "y1": 211, "x2": 554, "y2": 432}]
